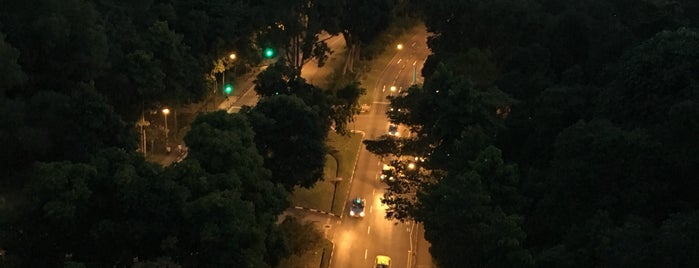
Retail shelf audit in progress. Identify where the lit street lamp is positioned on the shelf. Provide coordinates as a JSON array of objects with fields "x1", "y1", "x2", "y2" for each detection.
[
  {"x1": 162, "y1": 108, "x2": 170, "y2": 151},
  {"x1": 397, "y1": 43, "x2": 404, "y2": 50}
]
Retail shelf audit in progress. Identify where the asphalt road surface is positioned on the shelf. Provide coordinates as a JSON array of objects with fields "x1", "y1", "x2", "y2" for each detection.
[
  {"x1": 219, "y1": 27, "x2": 434, "y2": 268},
  {"x1": 331, "y1": 26, "x2": 432, "y2": 268}
]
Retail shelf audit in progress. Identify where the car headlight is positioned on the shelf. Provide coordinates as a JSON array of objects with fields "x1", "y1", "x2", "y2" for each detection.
[
  {"x1": 360, "y1": 212, "x2": 365, "y2": 217},
  {"x1": 350, "y1": 211, "x2": 355, "y2": 216}
]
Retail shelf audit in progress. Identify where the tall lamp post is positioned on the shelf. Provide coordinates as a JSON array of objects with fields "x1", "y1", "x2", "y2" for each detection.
[
  {"x1": 162, "y1": 108, "x2": 170, "y2": 152},
  {"x1": 229, "y1": 53, "x2": 238, "y2": 78}
]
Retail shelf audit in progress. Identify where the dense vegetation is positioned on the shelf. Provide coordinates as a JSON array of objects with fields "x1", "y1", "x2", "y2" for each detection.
[
  {"x1": 0, "y1": 0, "x2": 393, "y2": 266},
  {"x1": 365, "y1": 0, "x2": 699, "y2": 267},
  {"x1": 4, "y1": 0, "x2": 696, "y2": 266}
]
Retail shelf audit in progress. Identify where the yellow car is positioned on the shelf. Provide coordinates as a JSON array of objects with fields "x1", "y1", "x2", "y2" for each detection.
[{"x1": 375, "y1": 255, "x2": 391, "y2": 268}]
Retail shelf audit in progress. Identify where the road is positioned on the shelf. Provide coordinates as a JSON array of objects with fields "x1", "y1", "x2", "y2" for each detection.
[
  {"x1": 218, "y1": 27, "x2": 433, "y2": 268},
  {"x1": 331, "y1": 26, "x2": 432, "y2": 268},
  {"x1": 222, "y1": 34, "x2": 346, "y2": 113}
]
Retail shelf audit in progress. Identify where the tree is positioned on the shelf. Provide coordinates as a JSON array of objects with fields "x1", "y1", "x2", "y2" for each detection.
[
  {"x1": 652, "y1": 210, "x2": 699, "y2": 267},
  {"x1": 530, "y1": 119, "x2": 668, "y2": 253},
  {"x1": 178, "y1": 111, "x2": 289, "y2": 266},
  {"x1": 0, "y1": 0, "x2": 109, "y2": 96},
  {"x1": 258, "y1": 0, "x2": 333, "y2": 72},
  {"x1": 25, "y1": 88, "x2": 137, "y2": 163},
  {"x1": 329, "y1": 81, "x2": 366, "y2": 135},
  {"x1": 254, "y1": 61, "x2": 364, "y2": 135},
  {"x1": 254, "y1": 59, "x2": 298, "y2": 97},
  {"x1": 246, "y1": 95, "x2": 327, "y2": 190},
  {"x1": 0, "y1": 30, "x2": 26, "y2": 94},
  {"x1": 184, "y1": 111, "x2": 264, "y2": 175},
  {"x1": 336, "y1": 0, "x2": 396, "y2": 74},
  {"x1": 2, "y1": 161, "x2": 95, "y2": 267},
  {"x1": 416, "y1": 150, "x2": 533, "y2": 267}
]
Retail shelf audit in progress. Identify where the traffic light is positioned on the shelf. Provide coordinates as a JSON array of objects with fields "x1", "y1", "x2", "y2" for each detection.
[
  {"x1": 263, "y1": 47, "x2": 275, "y2": 58},
  {"x1": 224, "y1": 84, "x2": 233, "y2": 95}
]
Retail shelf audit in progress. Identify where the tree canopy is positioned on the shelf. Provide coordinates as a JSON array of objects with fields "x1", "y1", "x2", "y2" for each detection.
[{"x1": 363, "y1": 0, "x2": 699, "y2": 266}]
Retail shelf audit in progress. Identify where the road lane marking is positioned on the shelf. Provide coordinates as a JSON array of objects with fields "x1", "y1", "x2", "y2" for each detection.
[
  {"x1": 365, "y1": 249, "x2": 368, "y2": 259},
  {"x1": 368, "y1": 225, "x2": 371, "y2": 234},
  {"x1": 370, "y1": 206, "x2": 373, "y2": 213},
  {"x1": 397, "y1": 59, "x2": 402, "y2": 64}
]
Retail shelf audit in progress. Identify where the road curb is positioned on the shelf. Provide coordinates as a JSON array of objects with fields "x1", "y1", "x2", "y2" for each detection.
[{"x1": 293, "y1": 206, "x2": 340, "y2": 218}]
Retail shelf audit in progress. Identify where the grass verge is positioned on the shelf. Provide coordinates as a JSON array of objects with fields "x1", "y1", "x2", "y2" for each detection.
[
  {"x1": 276, "y1": 239, "x2": 333, "y2": 268},
  {"x1": 290, "y1": 131, "x2": 363, "y2": 215}
]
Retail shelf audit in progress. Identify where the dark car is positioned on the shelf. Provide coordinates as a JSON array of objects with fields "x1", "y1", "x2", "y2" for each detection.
[
  {"x1": 388, "y1": 124, "x2": 399, "y2": 136},
  {"x1": 349, "y1": 197, "x2": 365, "y2": 218}
]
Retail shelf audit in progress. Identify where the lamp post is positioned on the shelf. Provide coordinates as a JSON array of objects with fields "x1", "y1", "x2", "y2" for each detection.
[
  {"x1": 162, "y1": 108, "x2": 170, "y2": 152},
  {"x1": 229, "y1": 53, "x2": 237, "y2": 76}
]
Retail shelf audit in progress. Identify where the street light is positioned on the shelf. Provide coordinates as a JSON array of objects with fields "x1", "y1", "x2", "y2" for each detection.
[
  {"x1": 162, "y1": 108, "x2": 170, "y2": 152},
  {"x1": 397, "y1": 43, "x2": 403, "y2": 50},
  {"x1": 229, "y1": 53, "x2": 236, "y2": 60}
]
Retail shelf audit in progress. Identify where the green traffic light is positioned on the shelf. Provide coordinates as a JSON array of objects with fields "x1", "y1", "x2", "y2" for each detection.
[
  {"x1": 224, "y1": 84, "x2": 233, "y2": 95},
  {"x1": 263, "y1": 47, "x2": 275, "y2": 58}
]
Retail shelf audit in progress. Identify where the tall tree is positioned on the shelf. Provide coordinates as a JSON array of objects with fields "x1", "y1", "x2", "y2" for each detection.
[
  {"x1": 0, "y1": 31, "x2": 26, "y2": 94},
  {"x1": 417, "y1": 147, "x2": 533, "y2": 267},
  {"x1": 336, "y1": 0, "x2": 396, "y2": 74},
  {"x1": 246, "y1": 95, "x2": 327, "y2": 190},
  {"x1": 258, "y1": 0, "x2": 333, "y2": 72},
  {"x1": 0, "y1": 0, "x2": 109, "y2": 96}
]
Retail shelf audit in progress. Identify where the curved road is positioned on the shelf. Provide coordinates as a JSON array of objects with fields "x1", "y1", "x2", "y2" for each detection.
[
  {"x1": 218, "y1": 26, "x2": 433, "y2": 268},
  {"x1": 331, "y1": 26, "x2": 432, "y2": 268}
]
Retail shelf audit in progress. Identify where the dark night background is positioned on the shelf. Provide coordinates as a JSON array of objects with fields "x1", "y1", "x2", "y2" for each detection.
[{"x1": 1, "y1": 0, "x2": 698, "y2": 267}]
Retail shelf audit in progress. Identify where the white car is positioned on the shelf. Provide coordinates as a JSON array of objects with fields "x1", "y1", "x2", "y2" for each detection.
[{"x1": 380, "y1": 164, "x2": 395, "y2": 181}]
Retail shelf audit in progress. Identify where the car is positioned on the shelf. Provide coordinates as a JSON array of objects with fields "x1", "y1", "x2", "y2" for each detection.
[
  {"x1": 380, "y1": 164, "x2": 395, "y2": 181},
  {"x1": 388, "y1": 124, "x2": 399, "y2": 136},
  {"x1": 375, "y1": 255, "x2": 391, "y2": 268},
  {"x1": 349, "y1": 197, "x2": 365, "y2": 218}
]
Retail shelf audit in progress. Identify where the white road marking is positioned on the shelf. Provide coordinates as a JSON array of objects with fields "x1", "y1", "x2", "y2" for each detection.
[
  {"x1": 365, "y1": 249, "x2": 368, "y2": 259},
  {"x1": 368, "y1": 226, "x2": 371, "y2": 234},
  {"x1": 397, "y1": 59, "x2": 402, "y2": 64}
]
